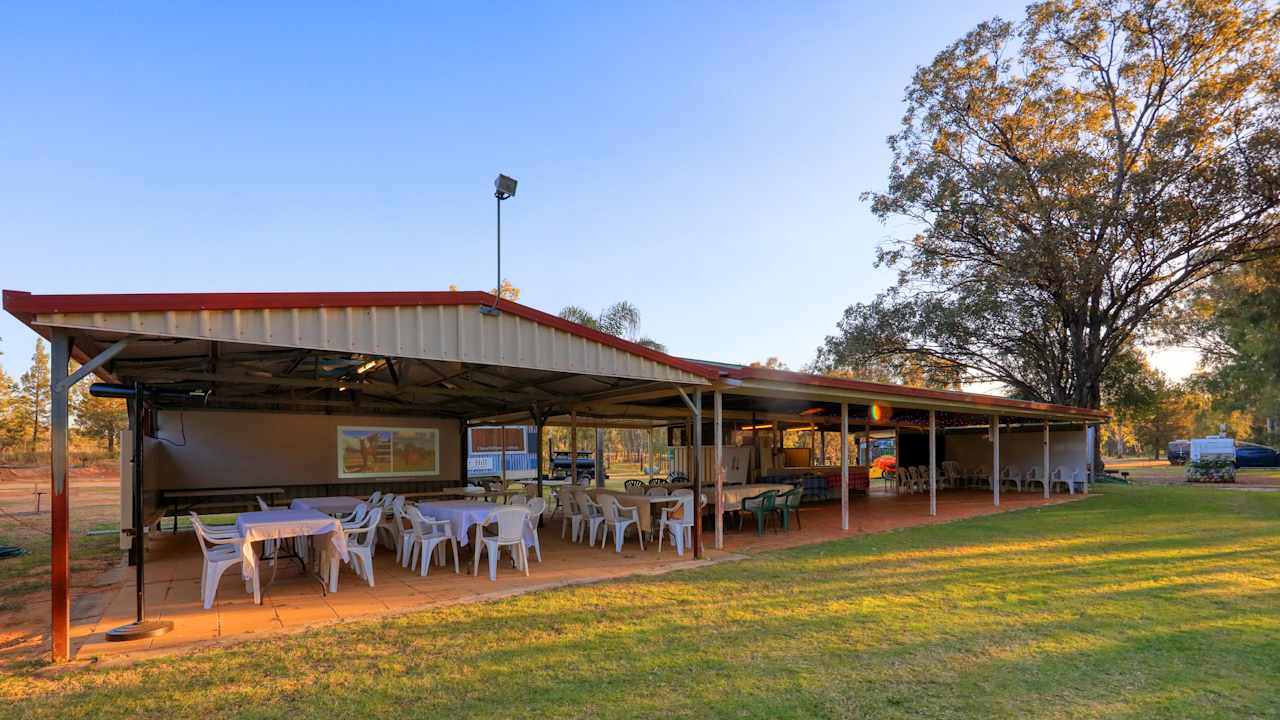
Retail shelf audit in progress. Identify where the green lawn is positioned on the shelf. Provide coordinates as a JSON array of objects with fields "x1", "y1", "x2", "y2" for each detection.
[{"x1": 5, "y1": 486, "x2": 1280, "y2": 719}]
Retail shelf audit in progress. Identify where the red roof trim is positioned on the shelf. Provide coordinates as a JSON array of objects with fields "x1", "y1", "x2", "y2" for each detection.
[
  {"x1": 726, "y1": 366, "x2": 1107, "y2": 419},
  {"x1": 2, "y1": 289, "x2": 720, "y2": 381}
]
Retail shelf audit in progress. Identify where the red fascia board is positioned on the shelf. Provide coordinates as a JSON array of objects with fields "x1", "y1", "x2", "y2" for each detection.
[
  {"x1": 726, "y1": 366, "x2": 1107, "y2": 420},
  {"x1": 3, "y1": 289, "x2": 720, "y2": 381}
]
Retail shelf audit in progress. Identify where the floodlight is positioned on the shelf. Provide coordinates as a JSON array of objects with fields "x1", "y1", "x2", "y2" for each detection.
[{"x1": 494, "y1": 174, "x2": 517, "y2": 200}]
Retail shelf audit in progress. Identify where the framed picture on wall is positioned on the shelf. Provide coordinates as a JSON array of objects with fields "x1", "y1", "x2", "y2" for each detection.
[{"x1": 338, "y1": 426, "x2": 439, "y2": 478}]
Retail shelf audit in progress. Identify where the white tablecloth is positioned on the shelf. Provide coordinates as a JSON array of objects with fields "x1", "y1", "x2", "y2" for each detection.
[
  {"x1": 716, "y1": 484, "x2": 796, "y2": 511},
  {"x1": 235, "y1": 510, "x2": 349, "y2": 580},
  {"x1": 416, "y1": 500, "x2": 536, "y2": 548},
  {"x1": 291, "y1": 496, "x2": 362, "y2": 515}
]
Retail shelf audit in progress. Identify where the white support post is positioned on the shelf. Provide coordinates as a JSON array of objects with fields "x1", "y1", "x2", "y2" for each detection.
[
  {"x1": 693, "y1": 390, "x2": 703, "y2": 558},
  {"x1": 1043, "y1": 421, "x2": 1051, "y2": 499},
  {"x1": 840, "y1": 403, "x2": 849, "y2": 531},
  {"x1": 569, "y1": 411, "x2": 577, "y2": 484},
  {"x1": 928, "y1": 410, "x2": 937, "y2": 516},
  {"x1": 992, "y1": 415, "x2": 1001, "y2": 507},
  {"x1": 713, "y1": 390, "x2": 723, "y2": 550},
  {"x1": 499, "y1": 425, "x2": 508, "y2": 485},
  {"x1": 1084, "y1": 422, "x2": 1092, "y2": 494}
]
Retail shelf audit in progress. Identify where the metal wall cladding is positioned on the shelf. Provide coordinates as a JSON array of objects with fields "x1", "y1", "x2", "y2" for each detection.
[{"x1": 36, "y1": 304, "x2": 709, "y2": 385}]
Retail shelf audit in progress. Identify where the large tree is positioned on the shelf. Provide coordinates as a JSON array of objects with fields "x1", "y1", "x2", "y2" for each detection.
[
  {"x1": 12, "y1": 340, "x2": 51, "y2": 452},
  {"x1": 558, "y1": 301, "x2": 666, "y2": 352},
  {"x1": 819, "y1": 0, "x2": 1280, "y2": 410}
]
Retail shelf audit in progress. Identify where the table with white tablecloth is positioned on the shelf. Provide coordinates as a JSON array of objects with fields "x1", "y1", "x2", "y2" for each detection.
[
  {"x1": 235, "y1": 509, "x2": 350, "y2": 602},
  {"x1": 290, "y1": 496, "x2": 363, "y2": 516},
  {"x1": 714, "y1": 483, "x2": 797, "y2": 512},
  {"x1": 415, "y1": 500, "x2": 536, "y2": 548}
]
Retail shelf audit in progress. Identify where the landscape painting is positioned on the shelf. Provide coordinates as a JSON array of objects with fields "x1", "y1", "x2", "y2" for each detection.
[{"x1": 338, "y1": 426, "x2": 438, "y2": 478}]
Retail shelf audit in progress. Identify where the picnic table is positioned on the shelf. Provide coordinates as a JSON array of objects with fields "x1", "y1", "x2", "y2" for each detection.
[
  {"x1": 586, "y1": 488, "x2": 680, "y2": 532},
  {"x1": 160, "y1": 486, "x2": 284, "y2": 531}
]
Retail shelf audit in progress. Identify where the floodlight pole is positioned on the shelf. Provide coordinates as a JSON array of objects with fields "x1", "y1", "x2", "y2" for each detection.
[{"x1": 483, "y1": 174, "x2": 516, "y2": 316}]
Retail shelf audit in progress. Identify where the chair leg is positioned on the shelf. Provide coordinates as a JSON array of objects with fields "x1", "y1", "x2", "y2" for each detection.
[
  {"x1": 488, "y1": 543, "x2": 499, "y2": 581},
  {"x1": 472, "y1": 541, "x2": 483, "y2": 577},
  {"x1": 521, "y1": 544, "x2": 530, "y2": 577},
  {"x1": 636, "y1": 522, "x2": 645, "y2": 551}
]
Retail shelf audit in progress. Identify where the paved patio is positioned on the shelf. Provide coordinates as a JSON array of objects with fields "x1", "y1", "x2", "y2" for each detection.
[{"x1": 70, "y1": 489, "x2": 1079, "y2": 663}]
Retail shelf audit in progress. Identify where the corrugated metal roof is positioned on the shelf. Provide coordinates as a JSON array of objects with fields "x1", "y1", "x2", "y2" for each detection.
[{"x1": 3, "y1": 290, "x2": 715, "y2": 385}]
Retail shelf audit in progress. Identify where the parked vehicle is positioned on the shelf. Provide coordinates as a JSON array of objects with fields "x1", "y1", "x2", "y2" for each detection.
[
  {"x1": 1167, "y1": 439, "x2": 1190, "y2": 465},
  {"x1": 1234, "y1": 442, "x2": 1280, "y2": 468},
  {"x1": 550, "y1": 450, "x2": 605, "y2": 480}
]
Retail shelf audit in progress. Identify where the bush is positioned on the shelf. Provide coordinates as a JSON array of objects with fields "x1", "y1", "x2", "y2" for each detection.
[{"x1": 1186, "y1": 458, "x2": 1236, "y2": 483}]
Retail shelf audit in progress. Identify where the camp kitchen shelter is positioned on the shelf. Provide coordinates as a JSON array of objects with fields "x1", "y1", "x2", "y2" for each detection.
[{"x1": 3, "y1": 289, "x2": 1107, "y2": 662}]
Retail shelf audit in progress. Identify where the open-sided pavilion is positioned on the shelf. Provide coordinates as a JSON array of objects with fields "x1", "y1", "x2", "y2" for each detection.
[{"x1": 3, "y1": 289, "x2": 1107, "y2": 662}]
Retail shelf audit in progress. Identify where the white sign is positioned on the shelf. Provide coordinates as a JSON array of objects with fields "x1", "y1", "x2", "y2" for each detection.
[{"x1": 468, "y1": 456, "x2": 497, "y2": 473}]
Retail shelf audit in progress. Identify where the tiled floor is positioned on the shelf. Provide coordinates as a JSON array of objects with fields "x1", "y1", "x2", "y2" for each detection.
[{"x1": 71, "y1": 489, "x2": 1078, "y2": 663}]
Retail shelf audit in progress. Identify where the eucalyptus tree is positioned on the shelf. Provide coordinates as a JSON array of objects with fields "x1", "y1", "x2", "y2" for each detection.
[{"x1": 820, "y1": 0, "x2": 1280, "y2": 410}]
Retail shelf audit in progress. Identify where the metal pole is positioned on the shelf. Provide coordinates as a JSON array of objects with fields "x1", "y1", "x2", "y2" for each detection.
[
  {"x1": 569, "y1": 411, "x2": 577, "y2": 485},
  {"x1": 693, "y1": 390, "x2": 703, "y2": 558},
  {"x1": 713, "y1": 390, "x2": 723, "y2": 550},
  {"x1": 496, "y1": 196, "x2": 502, "y2": 302},
  {"x1": 131, "y1": 384, "x2": 146, "y2": 622},
  {"x1": 992, "y1": 415, "x2": 1001, "y2": 507},
  {"x1": 49, "y1": 330, "x2": 71, "y2": 661},
  {"x1": 840, "y1": 403, "x2": 849, "y2": 531},
  {"x1": 595, "y1": 427, "x2": 605, "y2": 489},
  {"x1": 1043, "y1": 421, "x2": 1051, "y2": 499},
  {"x1": 500, "y1": 424, "x2": 508, "y2": 487},
  {"x1": 928, "y1": 410, "x2": 937, "y2": 516}
]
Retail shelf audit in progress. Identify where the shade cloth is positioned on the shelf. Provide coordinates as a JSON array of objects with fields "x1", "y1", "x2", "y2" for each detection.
[
  {"x1": 290, "y1": 496, "x2": 362, "y2": 515},
  {"x1": 235, "y1": 509, "x2": 349, "y2": 582},
  {"x1": 416, "y1": 500, "x2": 536, "y2": 548}
]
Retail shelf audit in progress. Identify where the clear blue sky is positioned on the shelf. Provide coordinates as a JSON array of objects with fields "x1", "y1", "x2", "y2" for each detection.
[{"x1": 2, "y1": 1, "x2": 1105, "y2": 381}]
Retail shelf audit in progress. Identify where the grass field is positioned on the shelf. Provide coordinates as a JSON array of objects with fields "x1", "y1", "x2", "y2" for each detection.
[{"x1": 3, "y1": 485, "x2": 1277, "y2": 719}]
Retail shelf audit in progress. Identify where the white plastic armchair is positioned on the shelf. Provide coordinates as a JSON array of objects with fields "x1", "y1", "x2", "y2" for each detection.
[
  {"x1": 1000, "y1": 466, "x2": 1023, "y2": 492},
  {"x1": 406, "y1": 506, "x2": 459, "y2": 576},
  {"x1": 557, "y1": 489, "x2": 584, "y2": 541},
  {"x1": 254, "y1": 496, "x2": 278, "y2": 562},
  {"x1": 524, "y1": 497, "x2": 546, "y2": 563},
  {"x1": 657, "y1": 490, "x2": 696, "y2": 556},
  {"x1": 645, "y1": 486, "x2": 670, "y2": 497},
  {"x1": 472, "y1": 505, "x2": 530, "y2": 581},
  {"x1": 599, "y1": 494, "x2": 644, "y2": 553},
  {"x1": 339, "y1": 502, "x2": 369, "y2": 528},
  {"x1": 573, "y1": 491, "x2": 606, "y2": 546},
  {"x1": 1050, "y1": 466, "x2": 1082, "y2": 495},
  {"x1": 191, "y1": 515, "x2": 246, "y2": 609},
  {"x1": 367, "y1": 490, "x2": 383, "y2": 508},
  {"x1": 344, "y1": 507, "x2": 383, "y2": 587},
  {"x1": 1024, "y1": 466, "x2": 1045, "y2": 493}
]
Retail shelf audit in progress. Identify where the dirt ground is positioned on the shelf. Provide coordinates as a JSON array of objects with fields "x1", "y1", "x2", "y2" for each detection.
[{"x1": 0, "y1": 464, "x2": 122, "y2": 671}]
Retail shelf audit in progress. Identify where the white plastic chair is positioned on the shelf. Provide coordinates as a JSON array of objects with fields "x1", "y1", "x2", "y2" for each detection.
[
  {"x1": 405, "y1": 506, "x2": 459, "y2": 576},
  {"x1": 472, "y1": 505, "x2": 530, "y2": 581},
  {"x1": 367, "y1": 490, "x2": 383, "y2": 508},
  {"x1": 1000, "y1": 466, "x2": 1023, "y2": 492},
  {"x1": 507, "y1": 493, "x2": 528, "y2": 506},
  {"x1": 1050, "y1": 466, "x2": 1082, "y2": 495},
  {"x1": 645, "y1": 486, "x2": 670, "y2": 497},
  {"x1": 344, "y1": 507, "x2": 383, "y2": 587},
  {"x1": 657, "y1": 490, "x2": 696, "y2": 556},
  {"x1": 379, "y1": 496, "x2": 407, "y2": 556},
  {"x1": 599, "y1": 495, "x2": 644, "y2": 553},
  {"x1": 339, "y1": 502, "x2": 369, "y2": 528},
  {"x1": 1024, "y1": 466, "x2": 1045, "y2": 493},
  {"x1": 524, "y1": 497, "x2": 546, "y2": 563},
  {"x1": 254, "y1": 496, "x2": 278, "y2": 563},
  {"x1": 191, "y1": 514, "x2": 246, "y2": 610},
  {"x1": 557, "y1": 489, "x2": 584, "y2": 541},
  {"x1": 573, "y1": 491, "x2": 606, "y2": 546}
]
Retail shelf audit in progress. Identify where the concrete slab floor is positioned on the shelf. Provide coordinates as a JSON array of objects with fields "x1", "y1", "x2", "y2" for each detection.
[{"x1": 42, "y1": 489, "x2": 1080, "y2": 666}]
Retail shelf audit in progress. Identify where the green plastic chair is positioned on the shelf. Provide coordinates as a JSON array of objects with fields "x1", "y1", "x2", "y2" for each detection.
[
  {"x1": 738, "y1": 490, "x2": 778, "y2": 536},
  {"x1": 774, "y1": 488, "x2": 803, "y2": 531}
]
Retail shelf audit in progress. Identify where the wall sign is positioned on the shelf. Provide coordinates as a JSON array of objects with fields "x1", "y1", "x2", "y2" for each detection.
[{"x1": 338, "y1": 426, "x2": 439, "y2": 478}]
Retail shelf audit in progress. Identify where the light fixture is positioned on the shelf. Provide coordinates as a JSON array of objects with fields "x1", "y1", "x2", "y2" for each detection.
[
  {"x1": 481, "y1": 174, "x2": 518, "y2": 317},
  {"x1": 355, "y1": 359, "x2": 381, "y2": 374},
  {"x1": 739, "y1": 423, "x2": 773, "y2": 431}
]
